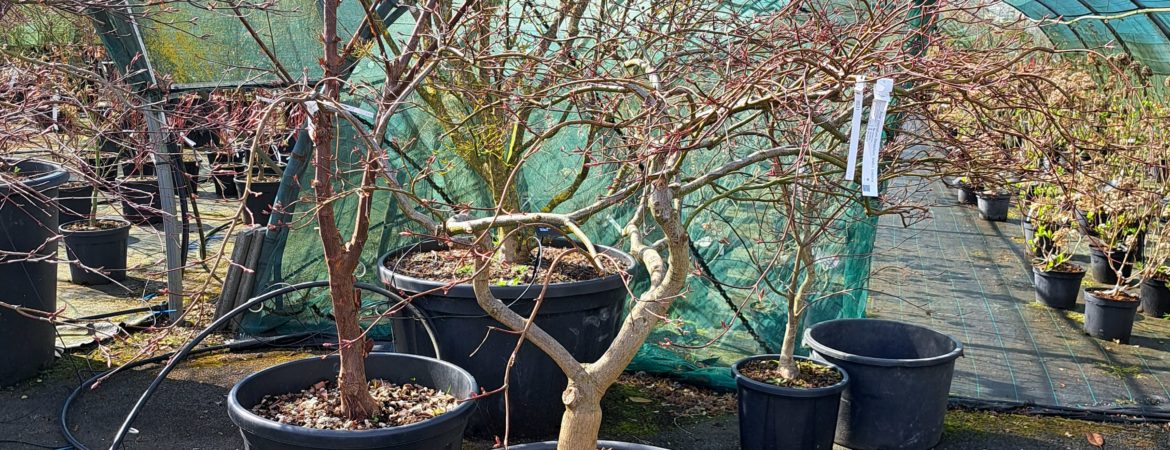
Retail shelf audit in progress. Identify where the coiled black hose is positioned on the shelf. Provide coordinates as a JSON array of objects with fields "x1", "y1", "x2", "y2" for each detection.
[{"x1": 59, "y1": 280, "x2": 439, "y2": 450}]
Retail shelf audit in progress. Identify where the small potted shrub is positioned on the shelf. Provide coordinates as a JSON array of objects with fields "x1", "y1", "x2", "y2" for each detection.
[
  {"x1": 953, "y1": 176, "x2": 980, "y2": 205},
  {"x1": 1032, "y1": 250, "x2": 1085, "y2": 310},
  {"x1": 1139, "y1": 236, "x2": 1170, "y2": 318},
  {"x1": 60, "y1": 181, "x2": 132, "y2": 285},
  {"x1": 976, "y1": 187, "x2": 1012, "y2": 221}
]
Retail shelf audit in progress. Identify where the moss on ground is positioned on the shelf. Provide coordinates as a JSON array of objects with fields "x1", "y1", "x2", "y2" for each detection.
[{"x1": 944, "y1": 409, "x2": 1166, "y2": 448}]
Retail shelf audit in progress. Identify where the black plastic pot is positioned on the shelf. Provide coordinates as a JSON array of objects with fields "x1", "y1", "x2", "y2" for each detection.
[
  {"x1": 120, "y1": 159, "x2": 155, "y2": 177},
  {"x1": 213, "y1": 164, "x2": 243, "y2": 198},
  {"x1": 0, "y1": 158, "x2": 68, "y2": 386},
  {"x1": 1083, "y1": 289, "x2": 1140, "y2": 343},
  {"x1": 805, "y1": 319, "x2": 963, "y2": 450},
  {"x1": 119, "y1": 178, "x2": 163, "y2": 224},
  {"x1": 181, "y1": 159, "x2": 200, "y2": 191},
  {"x1": 976, "y1": 192, "x2": 1010, "y2": 221},
  {"x1": 1032, "y1": 265, "x2": 1085, "y2": 310},
  {"x1": 1141, "y1": 277, "x2": 1170, "y2": 318},
  {"x1": 82, "y1": 153, "x2": 119, "y2": 185},
  {"x1": 378, "y1": 240, "x2": 635, "y2": 438},
  {"x1": 506, "y1": 441, "x2": 667, "y2": 449},
  {"x1": 227, "y1": 353, "x2": 477, "y2": 450},
  {"x1": 955, "y1": 183, "x2": 978, "y2": 205},
  {"x1": 733, "y1": 355, "x2": 848, "y2": 450},
  {"x1": 56, "y1": 183, "x2": 95, "y2": 224},
  {"x1": 1088, "y1": 246, "x2": 1133, "y2": 285},
  {"x1": 235, "y1": 177, "x2": 280, "y2": 225},
  {"x1": 60, "y1": 219, "x2": 131, "y2": 285}
]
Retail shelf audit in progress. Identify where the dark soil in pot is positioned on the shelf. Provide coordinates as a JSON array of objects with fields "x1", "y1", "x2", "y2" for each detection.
[
  {"x1": 378, "y1": 240, "x2": 635, "y2": 438},
  {"x1": 213, "y1": 163, "x2": 243, "y2": 198},
  {"x1": 733, "y1": 355, "x2": 848, "y2": 450},
  {"x1": 976, "y1": 192, "x2": 1011, "y2": 221},
  {"x1": 1083, "y1": 288, "x2": 1140, "y2": 343},
  {"x1": 1032, "y1": 263, "x2": 1085, "y2": 310},
  {"x1": 1141, "y1": 276, "x2": 1170, "y2": 318},
  {"x1": 235, "y1": 176, "x2": 281, "y2": 225},
  {"x1": 805, "y1": 318, "x2": 962, "y2": 450},
  {"x1": 0, "y1": 158, "x2": 68, "y2": 386},
  {"x1": 1088, "y1": 246, "x2": 1133, "y2": 285},
  {"x1": 228, "y1": 353, "x2": 477, "y2": 450},
  {"x1": 60, "y1": 218, "x2": 131, "y2": 285},
  {"x1": 56, "y1": 182, "x2": 95, "y2": 224},
  {"x1": 118, "y1": 177, "x2": 163, "y2": 224}
]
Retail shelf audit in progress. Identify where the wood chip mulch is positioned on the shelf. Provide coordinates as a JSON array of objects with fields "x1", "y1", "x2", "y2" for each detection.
[{"x1": 252, "y1": 379, "x2": 459, "y2": 431}]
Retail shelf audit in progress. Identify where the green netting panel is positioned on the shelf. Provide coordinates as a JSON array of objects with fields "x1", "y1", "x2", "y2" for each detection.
[
  {"x1": 236, "y1": 1, "x2": 877, "y2": 390},
  {"x1": 1005, "y1": 0, "x2": 1170, "y2": 74},
  {"x1": 96, "y1": 0, "x2": 368, "y2": 90}
]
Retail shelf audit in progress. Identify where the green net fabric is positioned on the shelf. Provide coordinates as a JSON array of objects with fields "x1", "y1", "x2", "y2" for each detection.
[{"x1": 1006, "y1": 0, "x2": 1170, "y2": 75}]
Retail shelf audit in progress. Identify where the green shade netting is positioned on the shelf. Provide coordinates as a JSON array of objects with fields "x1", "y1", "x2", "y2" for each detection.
[
  {"x1": 1005, "y1": 0, "x2": 1170, "y2": 74},
  {"x1": 95, "y1": 0, "x2": 878, "y2": 390}
]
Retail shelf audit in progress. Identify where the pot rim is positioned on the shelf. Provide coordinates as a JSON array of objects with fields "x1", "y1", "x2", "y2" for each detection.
[
  {"x1": 377, "y1": 239, "x2": 638, "y2": 299},
  {"x1": 732, "y1": 354, "x2": 849, "y2": 398},
  {"x1": 1032, "y1": 264, "x2": 1086, "y2": 278},
  {"x1": 59, "y1": 217, "x2": 133, "y2": 236},
  {"x1": 507, "y1": 441, "x2": 669, "y2": 450},
  {"x1": 1083, "y1": 288, "x2": 1140, "y2": 306},
  {"x1": 804, "y1": 318, "x2": 964, "y2": 368},
  {"x1": 227, "y1": 353, "x2": 478, "y2": 445},
  {"x1": 0, "y1": 158, "x2": 70, "y2": 194}
]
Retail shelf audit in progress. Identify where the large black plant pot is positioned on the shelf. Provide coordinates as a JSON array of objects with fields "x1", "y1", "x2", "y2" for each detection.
[
  {"x1": 228, "y1": 353, "x2": 476, "y2": 450},
  {"x1": 1033, "y1": 265, "x2": 1085, "y2": 310},
  {"x1": 1083, "y1": 289, "x2": 1140, "y2": 343},
  {"x1": 507, "y1": 441, "x2": 667, "y2": 449},
  {"x1": 378, "y1": 240, "x2": 635, "y2": 438},
  {"x1": 0, "y1": 158, "x2": 68, "y2": 386},
  {"x1": 805, "y1": 319, "x2": 962, "y2": 450},
  {"x1": 60, "y1": 218, "x2": 131, "y2": 285},
  {"x1": 1088, "y1": 246, "x2": 1133, "y2": 285},
  {"x1": 976, "y1": 192, "x2": 1011, "y2": 221},
  {"x1": 235, "y1": 177, "x2": 280, "y2": 226},
  {"x1": 954, "y1": 182, "x2": 978, "y2": 205},
  {"x1": 213, "y1": 163, "x2": 243, "y2": 198},
  {"x1": 118, "y1": 178, "x2": 163, "y2": 224},
  {"x1": 1141, "y1": 277, "x2": 1170, "y2": 318},
  {"x1": 56, "y1": 182, "x2": 95, "y2": 224},
  {"x1": 733, "y1": 355, "x2": 848, "y2": 450}
]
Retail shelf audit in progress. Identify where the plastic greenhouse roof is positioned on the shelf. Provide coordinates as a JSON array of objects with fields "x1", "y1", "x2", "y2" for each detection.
[{"x1": 1004, "y1": 0, "x2": 1170, "y2": 74}]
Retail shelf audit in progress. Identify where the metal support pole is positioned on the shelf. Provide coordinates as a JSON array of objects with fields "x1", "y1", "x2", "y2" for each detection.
[{"x1": 143, "y1": 107, "x2": 185, "y2": 318}]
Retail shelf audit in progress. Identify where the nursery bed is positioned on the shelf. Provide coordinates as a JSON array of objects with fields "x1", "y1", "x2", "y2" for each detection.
[{"x1": 869, "y1": 183, "x2": 1170, "y2": 417}]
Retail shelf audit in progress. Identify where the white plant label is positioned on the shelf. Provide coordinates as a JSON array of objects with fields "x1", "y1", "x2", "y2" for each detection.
[
  {"x1": 861, "y1": 78, "x2": 894, "y2": 197},
  {"x1": 844, "y1": 78, "x2": 865, "y2": 182}
]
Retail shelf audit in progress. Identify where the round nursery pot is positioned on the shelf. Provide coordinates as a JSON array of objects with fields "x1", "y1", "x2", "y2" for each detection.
[
  {"x1": 56, "y1": 182, "x2": 95, "y2": 224},
  {"x1": 733, "y1": 355, "x2": 849, "y2": 450},
  {"x1": 1088, "y1": 246, "x2": 1133, "y2": 285},
  {"x1": 120, "y1": 159, "x2": 155, "y2": 177},
  {"x1": 976, "y1": 192, "x2": 1011, "y2": 221},
  {"x1": 235, "y1": 176, "x2": 281, "y2": 226},
  {"x1": 378, "y1": 240, "x2": 635, "y2": 438},
  {"x1": 506, "y1": 441, "x2": 667, "y2": 450},
  {"x1": 1141, "y1": 277, "x2": 1170, "y2": 319},
  {"x1": 83, "y1": 153, "x2": 119, "y2": 185},
  {"x1": 954, "y1": 182, "x2": 978, "y2": 205},
  {"x1": 60, "y1": 218, "x2": 131, "y2": 285},
  {"x1": 0, "y1": 158, "x2": 68, "y2": 386},
  {"x1": 118, "y1": 177, "x2": 163, "y2": 224},
  {"x1": 1083, "y1": 288, "x2": 1140, "y2": 343},
  {"x1": 227, "y1": 353, "x2": 477, "y2": 450},
  {"x1": 1032, "y1": 264, "x2": 1086, "y2": 310},
  {"x1": 805, "y1": 318, "x2": 963, "y2": 450},
  {"x1": 213, "y1": 163, "x2": 243, "y2": 198}
]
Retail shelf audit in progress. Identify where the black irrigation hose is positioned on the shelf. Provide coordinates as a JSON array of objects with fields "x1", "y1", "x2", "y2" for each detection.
[
  {"x1": 63, "y1": 302, "x2": 169, "y2": 323},
  {"x1": 949, "y1": 396, "x2": 1170, "y2": 424},
  {"x1": 60, "y1": 281, "x2": 439, "y2": 450}
]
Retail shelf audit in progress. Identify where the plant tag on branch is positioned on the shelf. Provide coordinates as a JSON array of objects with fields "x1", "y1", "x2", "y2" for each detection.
[
  {"x1": 844, "y1": 77, "x2": 865, "y2": 182},
  {"x1": 861, "y1": 78, "x2": 894, "y2": 197}
]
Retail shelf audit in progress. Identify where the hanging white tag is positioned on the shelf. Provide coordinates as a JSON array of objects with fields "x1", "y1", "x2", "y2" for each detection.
[
  {"x1": 861, "y1": 78, "x2": 893, "y2": 197},
  {"x1": 844, "y1": 78, "x2": 865, "y2": 182}
]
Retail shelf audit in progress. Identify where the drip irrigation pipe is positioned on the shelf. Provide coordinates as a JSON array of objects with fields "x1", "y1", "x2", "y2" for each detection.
[
  {"x1": 59, "y1": 280, "x2": 438, "y2": 450},
  {"x1": 949, "y1": 396, "x2": 1170, "y2": 423}
]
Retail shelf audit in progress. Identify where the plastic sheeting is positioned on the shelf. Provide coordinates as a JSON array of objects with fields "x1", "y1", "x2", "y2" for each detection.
[{"x1": 1006, "y1": 0, "x2": 1170, "y2": 74}]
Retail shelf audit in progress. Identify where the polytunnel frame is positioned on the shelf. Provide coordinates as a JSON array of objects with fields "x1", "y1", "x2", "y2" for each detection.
[
  {"x1": 85, "y1": 0, "x2": 408, "y2": 318},
  {"x1": 1005, "y1": 0, "x2": 1170, "y2": 75}
]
